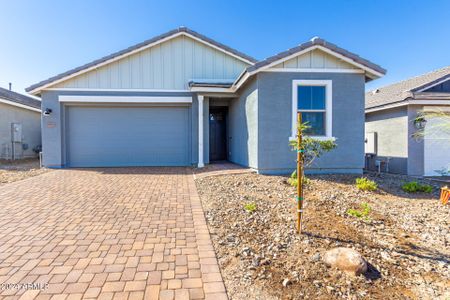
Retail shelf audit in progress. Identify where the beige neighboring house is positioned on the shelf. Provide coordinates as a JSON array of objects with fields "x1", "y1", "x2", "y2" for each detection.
[
  {"x1": 365, "y1": 66, "x2": 450, "y2": 176},
  {"x1": 0, "y1": 86, "x2": 41, "y2": 159}
]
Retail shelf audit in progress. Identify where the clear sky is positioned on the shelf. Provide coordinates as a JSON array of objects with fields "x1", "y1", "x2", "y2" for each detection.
[{"x1": 1, "y1": 0, "x2": 449, "y2": 94}]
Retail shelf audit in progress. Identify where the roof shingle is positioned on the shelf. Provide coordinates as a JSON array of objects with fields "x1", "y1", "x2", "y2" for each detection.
[
  {"x1": 366, "y1": 66, "x2": 450, "y2": 109},
  {"x1": 0, "y1": 87, "x2": 41, "y2": 109}
]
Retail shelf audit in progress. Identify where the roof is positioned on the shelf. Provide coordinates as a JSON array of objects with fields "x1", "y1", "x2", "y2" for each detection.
[
  {"x1": 26, "y1": 27, "x2": 258, "y2": 94},
  {"x1": 26, "y1": 29, "x2": 385, "y2": 95},
  {"x1": 0, "y1": 87, "x2": 41, "y2": 110},
  {"x1": 245, "y1": 37, "x2": 386, "y2": 77},
  {"x1": 366, "y1": 66, "x2": 450, "y2": 110}
]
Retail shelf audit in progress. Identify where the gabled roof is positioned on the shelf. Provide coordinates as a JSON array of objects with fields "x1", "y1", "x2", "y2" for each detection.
[
  {"x1": 0, "y1": 87, "x2": 41, "y2": 110},
  {"x1": 26, "y1": 27, "x2": 257, "y2": 94},
  {"x1": 245, "y1": 37, "x2": 386, "y2": 78},
  {"x1": 366, "y1": 66, "x2": 450, "y2": 110}
]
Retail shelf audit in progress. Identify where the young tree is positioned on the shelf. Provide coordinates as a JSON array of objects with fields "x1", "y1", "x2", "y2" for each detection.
[{"x1": 288, "y1": 121, "x2": 337, "y2": 186}]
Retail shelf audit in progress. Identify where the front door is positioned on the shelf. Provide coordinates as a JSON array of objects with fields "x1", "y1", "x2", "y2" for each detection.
[{"x1": 209, "y1": 108, "x2": 227, "y2": 161}]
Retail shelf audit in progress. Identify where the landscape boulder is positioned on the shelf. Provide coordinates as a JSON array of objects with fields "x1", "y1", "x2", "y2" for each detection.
[{"x1": 323, "y1": 247, "x2": 367, "y2": 276}]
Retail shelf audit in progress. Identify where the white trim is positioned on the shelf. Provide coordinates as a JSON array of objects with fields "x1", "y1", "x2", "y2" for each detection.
[
  {"x1": 415, "y1": 77, "x2": 450, "y2": 92},
  {"x1": 291, "y1": 79, "x2": 333, "y2": 139},
  {"x1": 184, "y1": 34, "x2": 254, "y2": 65},
  {"x1": 254, "y1": 45, "x2": 383, "y2": 79},
  {"x1": 410, "y1": 100, "x2": 450, "y2": 105},
  {"x1": 365, "y1": 102, "x2": 408, "y2": 113},
  {"x1": 58, "y1": 95, "x2": 192, "y2": 103},
  {"x1": 198, "y1": 95, "x2": 205, "y2": 168},
  {"x1": 316, "y1": 46, "x2": 384, "y2": 78},
  {"x1": 0, "y1": 98, "x2": 41, "y2": 112},
  {"x1": 45, "y1": 88, "x2": 190, "y2": 93},
  {"x1": 365, "y1": 99, "x2": 450, "y2": 113},
  {"x1": 262, "y1": 68, "x2": 364, "y2": 74},
  {"x1": 189, "y1": 86, "x2": 235, "y2": 93},
  {"x1": 28, "y1": 31, "x2": 254, "y2": 95}
]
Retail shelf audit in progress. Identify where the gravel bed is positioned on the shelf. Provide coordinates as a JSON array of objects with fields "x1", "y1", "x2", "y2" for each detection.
[
  {"x1": 0, "y1": 158, "x2": 49, "y2": 186},
  {"x1": 196, "y1": 172, "x2": 449, "y2": 300}
]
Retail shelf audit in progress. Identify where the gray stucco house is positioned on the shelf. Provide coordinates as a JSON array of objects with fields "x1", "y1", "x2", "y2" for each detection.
[
  {"x1": 365, "y1": 66, "x2": 450, "y2": 176},
  {"x1": 26, "y1": 27, "x2": 385, "y2": 174},
  {"x1": 0, "y1": 87, "x2": 41, "y2": 159}
]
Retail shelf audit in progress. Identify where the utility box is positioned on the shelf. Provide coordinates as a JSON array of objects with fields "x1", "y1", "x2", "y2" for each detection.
[
  {"x1": 11, "y1": 123, "x2": 23, "y2": 143},
  {"x1": 365, "y1": 132, "x2": 377, "y2": 155}
]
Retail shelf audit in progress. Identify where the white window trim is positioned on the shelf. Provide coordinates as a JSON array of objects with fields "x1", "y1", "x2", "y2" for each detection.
[{"x1": 290, "y1": 79, "x2": 334, "y2": 140}]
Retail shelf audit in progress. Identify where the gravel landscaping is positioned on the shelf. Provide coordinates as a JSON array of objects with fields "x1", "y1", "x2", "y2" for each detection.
[
  {"x1": 196, "y1": 172, "x2": 449, "y2": 300},
  {"x1": 0, "y1": 158, "x2": 49, "y2": 186}
]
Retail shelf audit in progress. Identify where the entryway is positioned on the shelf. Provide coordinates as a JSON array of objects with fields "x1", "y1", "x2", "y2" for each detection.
[{"x1": 209, "y1": 107, "x2": 228, "y2": 161}]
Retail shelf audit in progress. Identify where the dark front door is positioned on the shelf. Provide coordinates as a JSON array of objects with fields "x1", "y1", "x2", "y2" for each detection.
[{"x1": 209, "y1": 108, "x2": 227, "y2": 161}]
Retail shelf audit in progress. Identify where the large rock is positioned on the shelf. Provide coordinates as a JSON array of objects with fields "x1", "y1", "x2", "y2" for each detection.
[{"x1": 323, "y1": 247, "x2": 367, "y2": 276}]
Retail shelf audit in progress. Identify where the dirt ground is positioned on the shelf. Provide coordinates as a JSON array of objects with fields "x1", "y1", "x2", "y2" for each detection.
[
  {"x1": 196, "y1": 172, "x2": 450, "y2": 300},
  {"x1": 0, "y1": 158, "x2": 49, "y2": 186}
]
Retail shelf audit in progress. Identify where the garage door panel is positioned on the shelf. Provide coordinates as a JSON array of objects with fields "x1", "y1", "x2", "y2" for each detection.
[{"x1": 67, "y1": 106, "x2": 190, "y2": 167}]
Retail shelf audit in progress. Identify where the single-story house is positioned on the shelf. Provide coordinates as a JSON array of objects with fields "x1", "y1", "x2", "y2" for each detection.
[
  {"x1": 0, "y1": 86, "x2": 41, "y2": 159},
  {"x1": 26, "y1": 27, "x2": 385, "y2": 174},
  {"x1": 365, "y1": 66, "x2": 450, "y2": 176}
]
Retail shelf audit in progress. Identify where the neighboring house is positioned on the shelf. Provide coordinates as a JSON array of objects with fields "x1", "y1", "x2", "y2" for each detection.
[
  {"x1": 26, "y1": 27, "x2": 385, "y2": 174},
  {"x1": 365, "y1": 66, "x2": 450, "y2": 176},
  {"x1": 0, "y1": 87, "x2": 41, "y2": 159}
]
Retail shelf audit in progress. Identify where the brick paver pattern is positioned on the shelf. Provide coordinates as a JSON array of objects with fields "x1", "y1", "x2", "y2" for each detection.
[{"x1": 0, "y1": 168, "x2": 227, "y2": 300}]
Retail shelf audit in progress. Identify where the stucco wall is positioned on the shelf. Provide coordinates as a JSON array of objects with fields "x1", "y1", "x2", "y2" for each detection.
[
  {"x1": 0, "y1": 102, "x2": 41, "y2": 159},
  {"x1": 228, "y1": 78, "x2": 258, "y2": 168},
  {"x1": 40, "y1": 90, "x2": 200, "y2": 167},
  {"x1": 365, "y1": 107, "x2": 408, "y2": 174},
  {"x1": 256, "y1": 72, "x2": 366, "y2": 174}
]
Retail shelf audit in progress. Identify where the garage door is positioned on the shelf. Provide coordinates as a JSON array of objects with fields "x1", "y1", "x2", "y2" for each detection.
[
  {"x1": 424, "y1": 113, "x2": 450, "y2": 176},
  {"x1": 66, "y1": 106, "x2": 190, "y2": 167}
]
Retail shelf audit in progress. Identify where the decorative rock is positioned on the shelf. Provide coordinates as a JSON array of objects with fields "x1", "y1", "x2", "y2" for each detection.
[
  {"x1": 282, "y1": 278, "x2": 291, "y2": 287},
  {"x1": 323, "y1": 247, "x2": 368, "y2": 276}
]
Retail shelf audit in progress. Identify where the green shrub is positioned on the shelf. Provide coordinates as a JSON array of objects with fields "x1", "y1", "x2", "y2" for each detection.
[
  {"x1": 356, "y1": 177, "x2": 377, "y2": 191},
  {"x1": 244, "y1": 202, "x2": 257, "y2": 213},
  {"x1": 402, "y1": 181, "x2": 433, "y2": 193},
  {"x1": 287, "y1": 170, "x2": 309, "y2": 187},
  {"x1": 347, "y1": 202, "x2": 371, "y2": 221}
]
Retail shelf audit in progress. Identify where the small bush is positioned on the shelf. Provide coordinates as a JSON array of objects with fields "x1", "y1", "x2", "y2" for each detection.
[
  {"x1": 356, "y1": 177, "x2": 377, "y2": 191},
  {"x1": 347, "y1": 202, "x2": 371, "y2": 221},
  {"x1": 244, "y1": 202, "x2": 257, "y2": 213},
  {"x1": 402, "y1": 181, "x2": 433, "y2": 193},
  {"x1": 287, "y1": 170, "x2": 310, "y2": 187}
]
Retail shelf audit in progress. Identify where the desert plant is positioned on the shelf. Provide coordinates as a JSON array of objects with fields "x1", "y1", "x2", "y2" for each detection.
[
  {"x1": 287, "y1": 170, "x2": 310, "y2": 187},
  {"x1": 347, "y1": 202, "x2": 371, "y2": 221},
  {"x1": 412, "y1": 109, "x2": 450, "y2": 140},
  {"x1": 356, "y1": 177, "x2": 377, "y2": 191},
  {"x1": 243, "y1": 202, "x2": 257, "y2": 213},
  {"x1": 289, "y1": 122, "x2": 337, "y2": 167},
  {"x1": 402, "y1": 181, "x2": 433, "y2": 193}
]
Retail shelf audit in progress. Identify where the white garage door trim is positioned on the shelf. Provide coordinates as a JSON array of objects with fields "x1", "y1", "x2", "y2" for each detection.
[{"x1": 59, "y1": 95, "x2": 192, "y2": 103}]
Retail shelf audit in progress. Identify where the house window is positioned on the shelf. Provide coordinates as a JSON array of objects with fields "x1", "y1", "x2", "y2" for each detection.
[{"x1": 291, "y1": 80, "x2": 333, "y2": 140}]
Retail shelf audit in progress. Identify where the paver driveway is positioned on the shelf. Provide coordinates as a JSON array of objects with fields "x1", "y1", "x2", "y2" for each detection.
[{"x1": 0, "y1": 168, "x2": 227, "y2": 300}]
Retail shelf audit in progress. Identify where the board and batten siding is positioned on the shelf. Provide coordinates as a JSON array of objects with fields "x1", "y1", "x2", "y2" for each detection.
[
  {"x1": 272, "y1": 49, "x2": 357, "y2": 69},
  {"x1": 55, "y1": 35, "x2": 249, "y2": 90}
]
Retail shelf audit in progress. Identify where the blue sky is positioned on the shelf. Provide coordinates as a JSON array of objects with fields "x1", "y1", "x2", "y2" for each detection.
[{"x1": 1, "y1": 0, "x2": 449, "y2": 94}]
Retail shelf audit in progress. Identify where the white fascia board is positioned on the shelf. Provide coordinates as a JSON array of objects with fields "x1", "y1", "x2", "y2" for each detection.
[
  {"x1": 0, "y1": 98, "x2": 41, "y2": 112},
  {"x1": 365, "y1": 99, "x2": 450, "y2": 114},
  {"x1": 262, "y1": 68, "x2": 365, "y2": 74},
  {"x1": 415, "y1": 77, "x2": 450, "y2": 92},
  {"x1": 58, "y1": 95, "x2": 192, "y2": 103},
  {"x1": 189, "y1": 86, "x2": 235, "y2": 93},
  {"x1": 29, "y1": 31, "x2": 253, "y2": 95}
]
